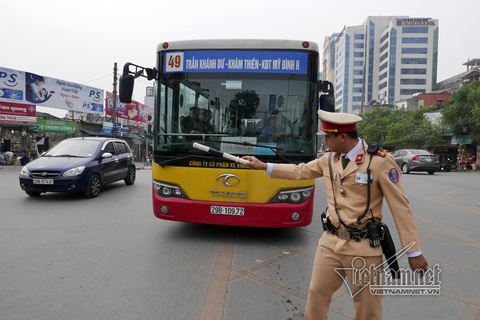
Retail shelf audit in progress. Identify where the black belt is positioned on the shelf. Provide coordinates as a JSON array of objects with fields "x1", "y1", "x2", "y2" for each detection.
[{"x1": 322, "y1": 216, "x2": 369, "y2": 242}]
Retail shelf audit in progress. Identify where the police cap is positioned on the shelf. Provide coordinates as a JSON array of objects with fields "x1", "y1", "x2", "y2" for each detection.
[{"x1": 317, "y1": 110, "x2": 362, "y2": 135}]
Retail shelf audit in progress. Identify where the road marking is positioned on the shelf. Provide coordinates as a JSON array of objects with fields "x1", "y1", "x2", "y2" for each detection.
[{"x1": 198, "y1": 235, "x2": 235, "y2": 320}]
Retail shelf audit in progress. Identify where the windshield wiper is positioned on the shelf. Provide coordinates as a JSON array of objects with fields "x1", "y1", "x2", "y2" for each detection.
[{"x1": 207, "y1": 140, "x2": 293, "y2": 164}]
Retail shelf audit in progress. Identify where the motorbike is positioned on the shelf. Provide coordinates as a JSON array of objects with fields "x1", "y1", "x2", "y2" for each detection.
[{"x1": 440, "y1": 159, "x2": 456, "y2": 172}]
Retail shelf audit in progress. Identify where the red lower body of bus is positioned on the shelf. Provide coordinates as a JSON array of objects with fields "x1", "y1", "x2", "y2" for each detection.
[{"x1": 151, "y1": 186, "x2": 314, "y2": 228}]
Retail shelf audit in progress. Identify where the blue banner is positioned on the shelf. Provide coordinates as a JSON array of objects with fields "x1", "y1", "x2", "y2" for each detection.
[
  {"x1": 164, "y1": 51, "x2": 308, "y2": 74},
  {"x1": 102, "y1": 122, "x2": 113, "y2": 135}
]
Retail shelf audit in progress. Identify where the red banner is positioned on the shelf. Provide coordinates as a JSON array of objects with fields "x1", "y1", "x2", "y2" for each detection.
[
  {"x1": 0, "y1": 101, "x2": 36, "y2": 124},
  {"x1": 135, "y1": 101, "x2": 153, "y2": 125},
  {"x1": 105, "y1": 92, "x2": 139, "y2": 121},
  {"x1": 105, "y1": 92, "x2": 153, "y2": 124}
]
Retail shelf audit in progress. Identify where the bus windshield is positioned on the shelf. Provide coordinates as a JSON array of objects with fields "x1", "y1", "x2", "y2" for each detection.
[{"x1": 156, "y1": 50, "x2": 318, "y2": 164}]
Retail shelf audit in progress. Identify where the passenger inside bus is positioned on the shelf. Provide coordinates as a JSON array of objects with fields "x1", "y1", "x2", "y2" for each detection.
[
  {"x1": 180, "y1": 106, "x2": 203, "y2": 134},
  {"x1": 260, "y1": 110, "x2": 291, "y2": 137},
  {"x1": 200, "y1": 108, "x2": 215, "y2": 133},
  {"x1": 223, "y1": 116, "x2": 242, "y2": 135}
]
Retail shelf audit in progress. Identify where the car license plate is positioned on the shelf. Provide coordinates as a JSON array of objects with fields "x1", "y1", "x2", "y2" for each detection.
[
  {"x1": 425, "y1": 158, "x2": 432, "y2": 162},
  {"x1": 33, "y1": 179, "x2": 54, "y2": 185},
  {"x1": 210, "y1": 206, "x2": 244, "y2": 216}
]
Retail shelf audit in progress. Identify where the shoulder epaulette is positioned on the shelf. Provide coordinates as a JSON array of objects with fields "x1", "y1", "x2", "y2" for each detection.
[{"x1": 376, "y1": 149, "x2": 388, "y2": 157}]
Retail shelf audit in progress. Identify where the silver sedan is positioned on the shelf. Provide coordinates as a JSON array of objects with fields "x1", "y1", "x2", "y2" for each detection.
[{"x1": 391, "y1": 149, "x2": 440, "y2": 174}]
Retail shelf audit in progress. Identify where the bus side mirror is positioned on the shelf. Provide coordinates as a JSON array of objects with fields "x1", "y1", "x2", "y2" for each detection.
[
  {"x1": 119, "y1": 74, "x2": 134, "y2": 103},
  {"x1": 319, "y1": 81, "x2": 335, "y2": 112}
]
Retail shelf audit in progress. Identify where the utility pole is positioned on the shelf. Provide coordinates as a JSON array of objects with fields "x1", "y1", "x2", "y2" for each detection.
[{"x1": 112, "y1": 62, "x2": 118, "y2": 137}]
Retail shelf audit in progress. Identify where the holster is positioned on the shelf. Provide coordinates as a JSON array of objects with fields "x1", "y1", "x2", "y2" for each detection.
[{"x1": 380, "y1": 222, "x2": 400, "y2": 279}]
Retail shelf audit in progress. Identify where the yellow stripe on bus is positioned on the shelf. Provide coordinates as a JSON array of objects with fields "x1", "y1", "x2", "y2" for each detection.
[{"x1": 152, "y1": 164, "x2": 314, "y2": 203}]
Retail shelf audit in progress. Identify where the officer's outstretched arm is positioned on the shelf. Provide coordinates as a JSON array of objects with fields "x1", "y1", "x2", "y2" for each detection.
[{"x1": 242, "y1": 156, "x2": 267, "y2": 171}]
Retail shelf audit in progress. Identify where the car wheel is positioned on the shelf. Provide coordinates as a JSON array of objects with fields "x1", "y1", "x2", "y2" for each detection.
[
  {"x1": 427, "y1": 169, "x2": 435, "y2": 175},
  {"x1": 84, "y1": 174, "x2": 102, "y2": 198},
  {"x1": 25, "y1": 190, "x2": 41, "y2": 197},
  {"x1": 124, "y1": 166, "x2": 136, "y2": 185},
  {"x1": 402, "y1": 163, "x2": 410, "y2": 174}
]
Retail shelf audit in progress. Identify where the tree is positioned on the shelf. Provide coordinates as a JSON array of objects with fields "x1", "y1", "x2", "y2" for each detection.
[
  {"x1": 357, "y1": 107, "x2": 395, "y2": 145},
  {"x1": 227, "y1": 90, "x2": 260, "y2": 119},
  {"x1": 358, "y1": 105, "x2": 443, "y2": 149},
  {"x1": 441, "y1": 81, "x2": 480, "y2": 143},
  {"x1": 387, "y1": 106, "x2": 443, "y2": 149}
]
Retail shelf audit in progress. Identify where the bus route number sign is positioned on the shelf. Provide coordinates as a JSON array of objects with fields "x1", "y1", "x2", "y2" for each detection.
[{"x1": 165, "y1": 52, "x2": 184, "y2": 72}]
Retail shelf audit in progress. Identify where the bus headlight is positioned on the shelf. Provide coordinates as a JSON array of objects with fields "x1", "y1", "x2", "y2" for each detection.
[
  {"x1": 153, "y1": 180, "x2": 188, "y2": 199},
  {"x1": 269, "y1": 186, "x2": 314, "y2": 204}
]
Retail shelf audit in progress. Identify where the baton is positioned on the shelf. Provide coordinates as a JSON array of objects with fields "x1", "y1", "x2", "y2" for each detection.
[
  {"x1": 380, "y1": 222, "x2": 400, "y2": 279},
  {"x1": 193, "y1": 142, "x2": 251, "y2": 165}
]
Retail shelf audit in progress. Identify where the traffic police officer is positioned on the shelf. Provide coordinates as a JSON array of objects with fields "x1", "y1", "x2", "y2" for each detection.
[{"x1": 243, "y1": 110, "x2": 428, "y2": 320}]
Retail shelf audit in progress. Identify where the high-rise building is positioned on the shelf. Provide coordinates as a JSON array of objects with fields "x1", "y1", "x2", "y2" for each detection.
[{"x1": 324, "y1": 16, "x2": 439, "y2": 113}]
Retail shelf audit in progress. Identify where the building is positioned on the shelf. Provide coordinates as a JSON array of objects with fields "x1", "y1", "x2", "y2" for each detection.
[
  {"x1": 436, "y1": 58, "x2": 480, "y2": 92},
  {"x1": 325, "y1": 16, "x2": 439, "y2": 114},
  {"x1": 322, "y1": 33, "x2": 339, "y2": 83},
  {"x1": 394, "y1": 92, "x2": 452, "y2": 111}
]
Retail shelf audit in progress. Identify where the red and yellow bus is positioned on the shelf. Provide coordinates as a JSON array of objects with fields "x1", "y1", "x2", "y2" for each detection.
[{"x1": 120, "y1": 39, "x2": 333, "y2": 227}]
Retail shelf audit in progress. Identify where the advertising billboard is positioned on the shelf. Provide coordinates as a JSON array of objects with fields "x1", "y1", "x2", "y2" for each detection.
[
  {"x1": 105, "y1": 92, "x2": 153, "y2": 124},
  {"x1": 0, "y1": 66, "x2": 104, "y2": 114}
]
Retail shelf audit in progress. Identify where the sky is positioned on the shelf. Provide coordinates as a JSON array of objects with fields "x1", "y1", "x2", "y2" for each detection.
[{"x1": 2, "y1": 0, "x2": 479, "y2": 117}]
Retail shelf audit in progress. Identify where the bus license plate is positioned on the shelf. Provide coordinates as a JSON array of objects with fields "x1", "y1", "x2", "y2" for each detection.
[
  {"x1": 210, "y1": 206, "x2": 244, "y2": 216},
  {"x1": 33, "y1": 179, "x2": 54, "y2": 185}
]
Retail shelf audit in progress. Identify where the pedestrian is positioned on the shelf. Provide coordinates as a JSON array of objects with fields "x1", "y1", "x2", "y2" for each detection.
[
  {"x1": 242, "y1": 110, "x2": 428, "y2": 320},
  {"x1": 20, "y1": 153, "x2": 30, "y2": 165},
  {"x1": 4, "y1": 151, "x2": 14, "y2": 165}
]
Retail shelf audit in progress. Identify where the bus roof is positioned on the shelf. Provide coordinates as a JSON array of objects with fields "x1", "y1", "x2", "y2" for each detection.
[{"x1": 157, "y1": 39, "x2": 319, "y2": 53}]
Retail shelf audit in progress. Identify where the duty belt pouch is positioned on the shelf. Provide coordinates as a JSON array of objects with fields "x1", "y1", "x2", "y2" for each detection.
[
  {"x1": 380, "y1": 222, "x2": 400, "y2": 279},
  {"x1": 367, "y1": 222, "x2": 382, "y2": 247},
  {"x1": 321, "y1": 212, "x2": 328, "y2": 231}
]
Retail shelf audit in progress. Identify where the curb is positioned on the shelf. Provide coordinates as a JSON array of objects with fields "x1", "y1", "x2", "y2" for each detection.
[{"x1": 0, "y1": 166, "x2": 22, "y2": 171}]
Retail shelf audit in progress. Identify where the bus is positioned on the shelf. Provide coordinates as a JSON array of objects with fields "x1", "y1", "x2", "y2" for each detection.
[{"x1": 119, "y1": 39, "x2": 334, "y2": 227}]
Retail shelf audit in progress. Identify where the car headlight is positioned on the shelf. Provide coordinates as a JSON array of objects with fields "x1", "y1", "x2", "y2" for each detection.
[
  {"x1": 63, "y1": 166, "x2": 85, "y2": 177},
  {"x1": 270, "y1": 186, "x2": 314, "y2": 204},
  {"x1": 20, "y1": 166, "x2": 29, "y2": 176}
]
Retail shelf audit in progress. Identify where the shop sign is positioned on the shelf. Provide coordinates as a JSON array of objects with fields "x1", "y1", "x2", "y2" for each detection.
[
  {"x1": 451, "y1": 135, "x2": 473, "y2": 145},
  {"x1": 102, "y1": 122, "x2": 113, "y2": 135},
  {"x1": 35, "y1": 119, "x2": 77, "y2": 133},
  {"x1": 0, "y1": 101, "x2": 36, "y2": 124}
]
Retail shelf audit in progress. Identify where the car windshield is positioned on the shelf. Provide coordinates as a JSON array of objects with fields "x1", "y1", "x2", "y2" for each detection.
[{"x1": 44, "y1": 139, "x2": 101, "y2": 158}]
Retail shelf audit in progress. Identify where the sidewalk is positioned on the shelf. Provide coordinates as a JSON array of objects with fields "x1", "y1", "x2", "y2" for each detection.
[
  {"x1": 0, "y1": 164, "x2": 22, "y2": 170},
  {"x1": 135, "y1": 162, "x2": 152, "y2": 170}
]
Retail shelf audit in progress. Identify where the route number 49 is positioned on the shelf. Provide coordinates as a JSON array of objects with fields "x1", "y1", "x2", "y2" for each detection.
[{"x1": 165, "y1": 52, "x2": 184, "y2": 72}]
